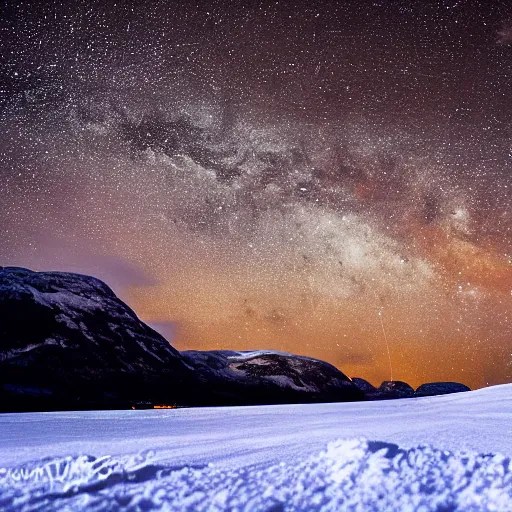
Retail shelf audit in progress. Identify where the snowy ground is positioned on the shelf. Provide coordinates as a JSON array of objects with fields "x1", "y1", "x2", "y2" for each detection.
[{"x1": 1, "y1": 384, "x2": 511, "y2": 511}]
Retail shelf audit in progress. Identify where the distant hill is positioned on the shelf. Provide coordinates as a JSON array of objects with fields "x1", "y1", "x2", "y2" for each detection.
[{"x1": 182, "y1": 350, "x2": 363, "y2": 405}]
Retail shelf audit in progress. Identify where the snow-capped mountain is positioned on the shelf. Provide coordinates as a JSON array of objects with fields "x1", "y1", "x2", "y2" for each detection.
[
  {"x1": 0, "y1": 266, "x2": 195, "y2": 410},
  {"x1": 182, "y1": 350, "x2": 364, "y2": 405}
]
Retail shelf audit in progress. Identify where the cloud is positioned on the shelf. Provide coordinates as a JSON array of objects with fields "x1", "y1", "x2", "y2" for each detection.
[
  {"x1": 336, "y1": 352, "x2": 376, "y2": 367},
  {"x1": 497, "y1": 23, "x2": 512, "y2": 45},
  {"x1": 86, "y1": 255, "x2": 159, "y2": 288},
  {"x1": 147, "y1": 321, "x2": 178, "y2": 344},
  {"x1": 0, "y1": 229, "x2": 159, "y2": 292}
]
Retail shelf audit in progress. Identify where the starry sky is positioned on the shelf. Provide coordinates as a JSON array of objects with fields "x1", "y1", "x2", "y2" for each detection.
[{"x1": 1, "y1": 0, "x2": 511, "y2": 389}]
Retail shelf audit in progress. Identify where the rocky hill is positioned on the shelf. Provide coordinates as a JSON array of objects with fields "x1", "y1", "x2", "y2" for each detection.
[
  {"x1": 0, "y1": 266, "x2": 196, "y2": 411},
  {"x1": 182, "y1": 350, "x2": 364, "y2": 405},
  {"x1": 351, "y1": 377, "x2": 470, "y2": 400}
]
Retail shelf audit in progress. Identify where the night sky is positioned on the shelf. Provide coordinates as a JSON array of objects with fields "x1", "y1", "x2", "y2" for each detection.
[{"x1": 1, "y1": 0, "x2": 511, "y2": 389}]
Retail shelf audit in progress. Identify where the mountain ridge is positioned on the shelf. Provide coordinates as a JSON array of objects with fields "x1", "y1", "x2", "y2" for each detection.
[{"x1": 0, "y1": 267, "x2": 470, "y2": 411}]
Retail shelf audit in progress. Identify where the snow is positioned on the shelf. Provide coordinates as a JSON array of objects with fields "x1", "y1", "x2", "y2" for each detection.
[
  {"x1": 226, "y1": 350, "x2": 297, "y2": 360},
  {"x1": 126, "y1": 328, "x2": 165, "y2": 363},
  {"x1": 27, "y1": 287, "x2": 101, "y2": 313},
  {"x1": 264, "y1": 374, "x2": 313, "y2": 392},
  {"x1": 1, "y1": 340, "x2": 61, "y2": 362},
  {"x1": 0, "y1": 384, "x2": 511, "y2": 511},
  {"x1": 2, "y1": 439, "x2": 511, "y2": 511}
]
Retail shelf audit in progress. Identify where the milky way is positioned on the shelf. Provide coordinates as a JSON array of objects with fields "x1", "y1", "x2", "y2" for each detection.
[{"x1": 1, "y1": 1, "x2": 511, "y2": 388}]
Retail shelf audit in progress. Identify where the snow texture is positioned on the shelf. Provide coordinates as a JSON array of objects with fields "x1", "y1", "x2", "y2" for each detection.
[
  {"x1": 0, "y1": 384, "x2": 511, "y2": 511},
  {"x1": 1, "y1": 438, "x2": 511, "y2": 511}
]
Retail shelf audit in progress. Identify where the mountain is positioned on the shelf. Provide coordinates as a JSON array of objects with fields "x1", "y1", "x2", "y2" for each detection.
[
  {"x1": 182, "y1": 350, "x2": 364, "y2": 405},
  {"x1": 0, "y1": 267, "x2": 364, "y2": 411},
  {"x1": 0, "y1": 267, "x2": 470, "y2": 411},
  {"x1": 0, "y1": 266, "x2": 195, "y2": 411}
]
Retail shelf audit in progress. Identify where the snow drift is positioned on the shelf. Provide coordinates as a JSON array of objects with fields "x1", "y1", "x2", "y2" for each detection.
[{"x1": 1, "y1": 438, "x2": 511, "y2": 511}]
